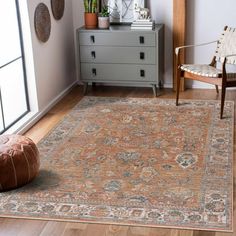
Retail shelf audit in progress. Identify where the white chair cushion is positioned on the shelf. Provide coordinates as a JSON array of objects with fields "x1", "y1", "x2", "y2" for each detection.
[{"x1": 181, "y1": 64, "x2": 222, "y2": 77}]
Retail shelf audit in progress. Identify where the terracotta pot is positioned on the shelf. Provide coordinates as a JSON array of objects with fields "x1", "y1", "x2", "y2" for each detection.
[
  {"x1": 84, "y1": 13, "x2": 98, "y2": 29},
  {"x1": 98, "y1": 17, "x2": 110, "y2": 29}
]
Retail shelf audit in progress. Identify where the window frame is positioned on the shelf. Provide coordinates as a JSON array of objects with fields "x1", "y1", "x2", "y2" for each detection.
[{"x1": 0, "y1": 0, "x2": 30, "y2": 134}]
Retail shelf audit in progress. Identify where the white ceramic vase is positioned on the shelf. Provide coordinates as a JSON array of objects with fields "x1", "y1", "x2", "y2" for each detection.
[{"x1": 98, "y1": 17, "x2": 110, "y2": 29}]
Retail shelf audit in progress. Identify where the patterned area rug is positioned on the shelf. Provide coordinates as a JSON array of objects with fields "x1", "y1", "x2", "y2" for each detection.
[{"x1": 0, "y1": 97, "x2": 234, "y2": 231}]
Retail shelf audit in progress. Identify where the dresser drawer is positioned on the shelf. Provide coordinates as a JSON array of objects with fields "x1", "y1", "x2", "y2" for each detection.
[
  {"x1": 78, "y1": 31, "x2": 156, "y2": 47},
  {"x1": 79, "y1": 46, "x2": 156, "y2": 64},
  {"x1": 81, "y1": 63, "x2": 156, "y2": 82}
]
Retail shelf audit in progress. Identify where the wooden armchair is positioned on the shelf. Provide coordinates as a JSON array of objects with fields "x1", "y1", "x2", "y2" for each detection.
[{"x1": 175, "y1": 26, "x2": 236, "y2": 119}]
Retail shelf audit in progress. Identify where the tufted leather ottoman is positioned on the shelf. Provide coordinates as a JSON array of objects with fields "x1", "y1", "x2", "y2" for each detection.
[{"x1": 0, "y1": 135, "x2": 40, "y2": 191}]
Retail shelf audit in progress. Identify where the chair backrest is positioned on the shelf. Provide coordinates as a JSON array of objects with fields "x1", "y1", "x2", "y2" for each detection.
[{"x1": 215, "y1": 26, "x2": 236, "y2": 64}]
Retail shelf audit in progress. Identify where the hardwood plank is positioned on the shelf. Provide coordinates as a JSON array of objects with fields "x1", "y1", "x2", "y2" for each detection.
[
  {"x1": 193, "y1": 231, "x2": 215, "y2": 236},
  {"x1": 39, "y1": 221, "x2": 67, "y2": 236},
  {"x1": 170, "y1": 229, "x2": 193, "y2": 236},
  {"x1": 129, "y1": 226, "x2": 170, "y2": 236},
  {"x1": 103, "y1": 225, "x2": 129, "y2": 236},
  {"x1": 16, "y1": 220, "x2": 47, "y2": 236},
  {"x1": 63, "y1": 223, "x2": 107, "y2": 236},
  {"x1": 0, "y1": 218, "x2": 46, "y2": 236}
]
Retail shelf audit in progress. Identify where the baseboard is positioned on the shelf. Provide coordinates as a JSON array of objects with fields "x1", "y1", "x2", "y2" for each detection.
[
  {"x1": 163, "y1": 82, "x2": 173, "y2": 88},
  {"x1": 187, "y1": 84, "x2": 236, "y2": 90},
  {"x1": 11, "y1": 81, "x2": 78, "y2": 135}
]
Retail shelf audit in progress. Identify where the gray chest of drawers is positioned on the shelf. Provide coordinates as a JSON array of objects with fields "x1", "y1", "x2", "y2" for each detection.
[{"x1": 76, "y1": 24, "x2": 164, "y2": 96}]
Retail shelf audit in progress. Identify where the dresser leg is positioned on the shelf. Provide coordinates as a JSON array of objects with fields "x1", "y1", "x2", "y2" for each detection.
[
  {"x1": 83, "y1": 83, "x2": 88, "y2": 95},
  {"x1": 152, "y1": 84, "x2": 157, "y2": 97},
  {"x1": 158, "y1": 80, "x2": 164, "y2": 89}
]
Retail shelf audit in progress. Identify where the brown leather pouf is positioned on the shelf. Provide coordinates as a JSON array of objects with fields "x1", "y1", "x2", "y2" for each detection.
[{"x1": 0, "y1": 135, "x2": 40, "y2": 191}]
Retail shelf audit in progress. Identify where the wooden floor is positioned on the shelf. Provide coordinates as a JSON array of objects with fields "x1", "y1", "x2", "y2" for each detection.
[{"x1": 0, "y1": 85, "x2": 235, "y2": 236}]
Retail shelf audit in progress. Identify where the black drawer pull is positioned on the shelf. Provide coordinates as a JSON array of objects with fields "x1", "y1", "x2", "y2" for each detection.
[
  {"x1": 140, "y1": 52, "x2": 145, "y2": 60},
  {"x1": 90, "y1": 35, "x2": 95, "y2": 43},
  {"x1": 140, "y1": 70, "x2": 145, "y2": 77},
  {"x1": 91, "y1": 51, "x2": 96, "y2": 58},
  {"x1": 92, "y1": 68, "x2": 96, "y2": 76},
  {"x1": 139, "y1": 36, "x2": 145, "y2": 44}
]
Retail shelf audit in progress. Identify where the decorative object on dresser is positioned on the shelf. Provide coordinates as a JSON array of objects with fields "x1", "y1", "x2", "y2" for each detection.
[
  {"x1": 76, "y1": 24, "x2": 164, "y2": 96},
  {"x1": 0, "y1": 97, "x2": 233, "y2": 232},
  {"x1": 34, "y1": 3, "x2": 51, "y2": 43},
  {"x1": 131, "y1": 5, "x2": 154, "y2": 30},
  {"x1": 134, "y1": 4, "x2": 150, "y2": 20},
  {"x1": 84, "y1": 0, "x2": 98, "y2": 29},
  {"x1": 131, "y1": 19, "x2": 155, "y2": 30},
  {"x1": 51, "y1": 0, "x2": 65, "y2": 20},
  {"x1": 103, "y1": 0, "x2": 146, "y2": 23},
  {"x1": 98, "y1": 5, "x2": 110, "y2": 29}
]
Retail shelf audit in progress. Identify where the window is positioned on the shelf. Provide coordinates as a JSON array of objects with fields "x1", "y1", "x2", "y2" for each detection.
[{"x1": 0, "y1": 0, "x2": 29, "y2": 133}]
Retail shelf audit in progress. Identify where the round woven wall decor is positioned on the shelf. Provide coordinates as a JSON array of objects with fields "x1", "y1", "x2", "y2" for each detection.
[
  {"x1": 51, "y1": 0, "x2": 65, "y2": 20},
  {"x1": 34, "y1": 3, "x2": 51, "y2": 43}
]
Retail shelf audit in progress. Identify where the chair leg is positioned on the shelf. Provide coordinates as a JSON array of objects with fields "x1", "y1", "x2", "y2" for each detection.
[
  {"x1": 176, "y1": 69, "x2": 181, "y2": 106},
  {"x1": 215, "y1": 85, "x2": 219, "y2": 94},
  {"x1": 220, "y1": 86, "x2": 226, "y2": 119}
]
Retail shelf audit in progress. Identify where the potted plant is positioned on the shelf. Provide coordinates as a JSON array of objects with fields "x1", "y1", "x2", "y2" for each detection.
[
  {"x1": 98, "y1": 5, "x2": 110, "y2": 29},
  {"x1": 84, "y1": 0, "x2": 98, "y2": 29}
]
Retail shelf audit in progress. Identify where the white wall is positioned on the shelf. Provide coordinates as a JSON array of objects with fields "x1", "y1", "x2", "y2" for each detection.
[
  {"x1": 147, "y1": 0, "x2": 173, "y2": 87},
  {"x1": 27, "y1": 0, "x2": 76, "y2": 111},
  {"x1": 72, "y1": 0, "x2": 84, "y2": 31},
  {"x1": 72, "y1": 0, "x2": 84, "y2": 84}
]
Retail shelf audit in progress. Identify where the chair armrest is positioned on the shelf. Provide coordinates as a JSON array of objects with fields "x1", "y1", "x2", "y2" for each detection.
[
  {"x1": 221, "y1": 54, "x2": 236, "y2": 80},
  {"x1": 175, "y1": 40, "x2": 218, "y2": 55},
  {"x1": 221, "y1": 54, "x2": 236, "y2": 67},
  {"x1": 224, "y1": 54, "x2": 236, "y2": 58}
]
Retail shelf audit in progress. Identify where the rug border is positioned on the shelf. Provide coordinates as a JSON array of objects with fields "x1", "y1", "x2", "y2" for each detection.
[
  {"x1": 0, "y1": 213, "x2": 233, "y2": 232},
  {"x1": 230, "y1": 100, "x2": 234, "y2": 233}
]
